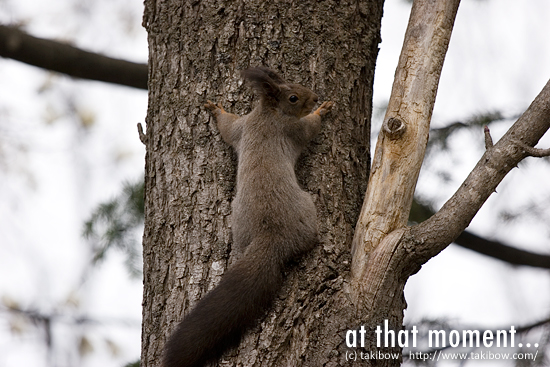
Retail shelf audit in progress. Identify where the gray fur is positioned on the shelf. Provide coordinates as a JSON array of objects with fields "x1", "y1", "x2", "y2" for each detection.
[{"x1": 163, "y1": 67, "x2": 333, "y2": 367}]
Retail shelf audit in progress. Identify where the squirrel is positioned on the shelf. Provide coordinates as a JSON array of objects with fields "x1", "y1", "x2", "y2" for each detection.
[{"x1": 162, "y1": 66, "x2": 333, "y2": 367}]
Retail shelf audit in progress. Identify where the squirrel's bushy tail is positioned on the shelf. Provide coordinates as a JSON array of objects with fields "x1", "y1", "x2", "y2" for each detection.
[{"x1": 162, "y1": 239, "x2": 284, "y2": 367}]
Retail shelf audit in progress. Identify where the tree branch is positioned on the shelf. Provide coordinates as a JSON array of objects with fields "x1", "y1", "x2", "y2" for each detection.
[
  {"x1": 409, "y1": 78, "x2": 550, "y2": 268},
  {"x1": 410, "y1": 199, "x2": 550, "y2": 269},
  {"x1": 455, "y1": 231, "x2": 550, "y2": 269},
  {"x1": 351, "y1": 0, "x2": 461, "y2": 289},
  {"x1": 513, "y1": 139, "x2": 550, "y2": 157},
  {"x1": 0, "y1": 25, "x2": 148, "y2": 90},
  {"x1": 484, "y1": 125, "x2": 494, "y2": 149}
]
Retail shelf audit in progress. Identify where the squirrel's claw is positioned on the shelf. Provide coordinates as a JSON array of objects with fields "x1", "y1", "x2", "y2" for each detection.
[
  {"x1": 205, "y1": 100, "x2": 226, "y2": 115},
  {"x1": 314, "y1": 101, "x2": 334, "y2": 116}
]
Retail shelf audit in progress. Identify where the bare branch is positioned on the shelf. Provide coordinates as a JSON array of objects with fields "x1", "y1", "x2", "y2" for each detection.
[
  {"x1": 410, "y1": 199, "x2": 550, "y2": 269},
  {"x1": 409, "y1": 78, "x2": 550, "y2": 267},
  {"x1": 343, "y1": 80, "x2": 550, "y2": 358},
  {"x1": 513, "y1": 139, "x2": 550, "y2": 157},
  {"x1": 0, "y1": 25, "x2": 148, "y2": 90},
  {"x1": 351, "y1": 0, "x2": 461, "y2": 288},
  {"x1": 484, "y1": 125, "x2": 494, "y2": 149},
  {"x1": 0, "y1": 304, "x2": 141, "y2": 327},
  {"x1": 454, "y1": 231, "x2": 550, "y2": 269},
  {"x1": 137, "y1": 123, "x2": 147, "y2": 145},
  {"x1": 427, "y1": 111, "x2": 510, "y2": 152}
]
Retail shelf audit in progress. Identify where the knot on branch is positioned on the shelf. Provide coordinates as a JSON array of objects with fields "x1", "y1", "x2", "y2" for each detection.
[{"x1": 383, "y1": 117, "x2": 407, "y2": 140}]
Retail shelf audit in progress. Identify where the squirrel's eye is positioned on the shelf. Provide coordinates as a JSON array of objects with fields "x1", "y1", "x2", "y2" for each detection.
[{"x1": 289, "y1": 95, "x2": 299, "y2": 103}]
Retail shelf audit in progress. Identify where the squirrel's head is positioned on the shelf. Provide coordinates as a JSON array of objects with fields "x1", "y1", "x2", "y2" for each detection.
[{"x1": 241, "y1": 67, "x2": 319, "y2": 118}]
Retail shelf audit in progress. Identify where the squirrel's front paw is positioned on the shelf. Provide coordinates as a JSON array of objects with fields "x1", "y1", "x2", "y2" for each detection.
[
  {"x1": 204, "y1": 100, "x2": 226, "y2": 115},
  {"x1": 315, "y1": 101, "x2": 334, "y2": 116}
]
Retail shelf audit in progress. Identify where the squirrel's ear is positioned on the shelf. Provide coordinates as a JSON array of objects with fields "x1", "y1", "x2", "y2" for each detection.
[
  {"x1": 241, "y1": 67, "x2": 281, "y2": 101},
  {"x1": 253, "y1": 67, "x2": 286, "y2": 84}
]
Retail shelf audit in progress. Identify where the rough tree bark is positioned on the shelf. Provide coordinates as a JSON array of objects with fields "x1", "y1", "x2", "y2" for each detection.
[
  {"x1": 2, "y1": 10, "x2": 547, "y2": 273},
  {"x1": 140, "y1": 0, "x2": 550, "y2": 366},
  {"x1": 140, "y1": 0, "x2": 382, "y2": 366},
  {"x1": 349, "y1": 0, "x2": 461, "y2": 353},
  {"x1": 349, "y1": 1, "x2": 550, "y2": 366}
]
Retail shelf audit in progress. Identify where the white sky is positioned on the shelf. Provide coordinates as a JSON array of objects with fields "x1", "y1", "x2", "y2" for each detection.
[{"x1": 1, "y1": 1, "x2": 549, "y2": 367}]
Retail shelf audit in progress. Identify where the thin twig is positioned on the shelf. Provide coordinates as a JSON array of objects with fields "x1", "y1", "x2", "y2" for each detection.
[
  {"x1": 513, "y1": 139, "x2": 550, "y2": 157},
  {"x1": 137, "y1": 123, "x2": 147, "y2": 145},
  {"x1": 484, "y1": 126, "x2": 494, "y2": 149}
]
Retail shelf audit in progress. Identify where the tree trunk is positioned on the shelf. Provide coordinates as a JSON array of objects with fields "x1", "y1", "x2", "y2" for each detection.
[
  {"x1": 349, "y1": 2, "x2": 461, "y2": 363},
  {"x1": 140, "y1": 0, "x2": 550, "y2": 365},
  {"x1": 140, "y1": 1, "x2": 383, "y2": 366}
]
